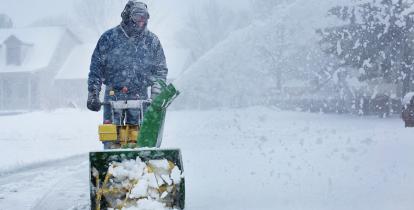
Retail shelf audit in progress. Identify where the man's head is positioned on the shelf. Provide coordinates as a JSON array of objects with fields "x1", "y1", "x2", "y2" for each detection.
[{"x1": 121, "y1": 1, "x2": 150, "y2": 34}]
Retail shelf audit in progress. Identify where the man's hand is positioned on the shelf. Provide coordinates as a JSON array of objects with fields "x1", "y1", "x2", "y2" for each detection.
[{"x1": 87, "y1": 91, "x2": 101, "y2": 112}]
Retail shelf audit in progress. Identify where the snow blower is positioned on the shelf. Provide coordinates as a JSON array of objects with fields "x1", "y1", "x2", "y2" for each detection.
[{"x1": 89, "y1": 81, "x2": 185, "y2": 210}]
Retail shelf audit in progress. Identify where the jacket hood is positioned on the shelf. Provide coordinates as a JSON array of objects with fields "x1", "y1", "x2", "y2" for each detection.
[
  {"x1": 121, "y1": 1, "x2": 150, "y2": 37},
  {"x1": 121, "y1": 1, "x2": 150, "y2": 22}
]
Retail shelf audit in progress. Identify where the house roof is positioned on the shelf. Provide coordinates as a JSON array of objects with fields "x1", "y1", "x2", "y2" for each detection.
[
  {"x1": 0, "y1": 27, "x2": 68, "y2": 73},
  {"x1": 55, "y1": 44, "x2": 95, "y2": 80}
]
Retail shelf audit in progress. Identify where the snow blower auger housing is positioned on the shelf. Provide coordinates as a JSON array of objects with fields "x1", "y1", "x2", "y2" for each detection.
[{"x1": 89, "y1": 81, "x2": 185, "y2": 210}]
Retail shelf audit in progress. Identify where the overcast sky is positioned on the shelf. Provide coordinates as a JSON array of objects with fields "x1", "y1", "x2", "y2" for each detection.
[{"x1": 0, "y1": 0, "x2": 74, "y2": 27}]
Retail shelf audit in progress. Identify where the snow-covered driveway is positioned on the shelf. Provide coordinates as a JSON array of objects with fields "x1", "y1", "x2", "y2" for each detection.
[
  {"x1": 0, "y1": 155, "x2": 89, "y2": 210},
  {"x1": 0, "y1": 108, "x2": 413, "y2": 210}
]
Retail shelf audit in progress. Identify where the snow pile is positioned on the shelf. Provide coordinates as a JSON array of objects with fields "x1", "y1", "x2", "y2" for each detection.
[
  {"x1": 98, "y1": 157, "x2": 182, "y2": 209},
  {"x1": 122, "y1": 198, "x2": 172, "y2": 210}
]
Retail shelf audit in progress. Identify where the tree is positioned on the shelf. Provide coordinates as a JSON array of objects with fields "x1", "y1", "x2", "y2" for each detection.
[
  {"x1": 255, "y1": 24, "x2": 290, "y2": 91},
  {"x1": 318, "y1": 0, "x2": 414, "y2": 97},
  {"x1": 176, "y1": 0, "x2": 247, "y2": 68},
  {"x1": 74, "y1": 0, "x2": 165, "y2": 37},
  {"x1": 30, "y1": 15, "x2": 74, "y2": 28},
  {"x1": 74, "y1": 0, "x2": 128, "y2": 35},
  {"x1": 249, "y1": 0, "x2": 288, "y2": 19},
  {"x1": 0, "y1": 14, "x2": 13, "y2": 28}
]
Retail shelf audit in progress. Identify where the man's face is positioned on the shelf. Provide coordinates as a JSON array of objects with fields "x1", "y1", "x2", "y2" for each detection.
[{"x1": 131, "y1": 13, "x2": 148, "y2": 28}]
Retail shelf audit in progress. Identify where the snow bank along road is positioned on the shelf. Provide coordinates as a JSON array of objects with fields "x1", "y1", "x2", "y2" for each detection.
[{"x1": 0, "y1": 108, "x2": 413, "y2": 210}]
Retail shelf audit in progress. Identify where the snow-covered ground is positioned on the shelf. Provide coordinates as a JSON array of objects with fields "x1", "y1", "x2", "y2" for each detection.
[
  {"x1": 0, "y1": 107, "x2": 413, "y2": 210},
  {"x1": 0, "y1": 109, "x2": 101, "y2": 172}
]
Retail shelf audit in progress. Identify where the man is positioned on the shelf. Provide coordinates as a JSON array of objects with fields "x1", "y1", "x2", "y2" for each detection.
[{"x1": 87, "y1": 1, "x2": 168, "y2": 146}]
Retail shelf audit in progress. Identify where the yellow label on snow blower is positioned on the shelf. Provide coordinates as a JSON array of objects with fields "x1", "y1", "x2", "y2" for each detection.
[
  {"x1": 119, "y1": 126, "x2": 139, "y2": 143},
  {"x1": 99, "y1": 124, "x2": 118, "y2": 142}
]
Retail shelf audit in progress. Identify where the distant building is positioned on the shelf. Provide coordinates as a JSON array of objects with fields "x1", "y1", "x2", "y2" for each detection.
[{"x1": 0, "y1": 27, "x2": 81, "y2": 112}]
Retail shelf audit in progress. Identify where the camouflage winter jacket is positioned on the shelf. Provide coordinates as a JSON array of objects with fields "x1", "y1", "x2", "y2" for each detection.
[{"x1": 88, "y1": 25, "x2": 168, "y2": 100}]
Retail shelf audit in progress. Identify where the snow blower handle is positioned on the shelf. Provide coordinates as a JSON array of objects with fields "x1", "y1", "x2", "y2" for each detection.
[{"x1": 100, "y1": 100, "x2": 152, "y2": 110}]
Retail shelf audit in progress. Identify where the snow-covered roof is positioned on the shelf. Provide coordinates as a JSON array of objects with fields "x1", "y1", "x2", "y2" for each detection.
[
  {"x1": 55, "y1": 44, "x2": 95, "y2": 80},
  {"x1": 0, "y1": 27, "x2": 67, "y2": 73}
]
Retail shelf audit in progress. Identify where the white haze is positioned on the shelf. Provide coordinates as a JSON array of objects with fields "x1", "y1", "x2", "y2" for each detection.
[
  {"x1": 0, "y1": 0, "x2": 250, "y2": 80},
  {"x1": 0, "y1": 1, "x2": 413, "y2": 210},
  {"x1": 0, "y1": 0, "x2": 411, "y2": 111}
]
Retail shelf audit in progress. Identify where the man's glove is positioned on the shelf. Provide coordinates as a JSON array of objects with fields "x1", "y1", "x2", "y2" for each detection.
[
  {"x1": 150, "y1": 83, "x2": 162, "y2": 100},
  {"x1": 87, "y1": 91, "x2": 101, "y2": 112}
]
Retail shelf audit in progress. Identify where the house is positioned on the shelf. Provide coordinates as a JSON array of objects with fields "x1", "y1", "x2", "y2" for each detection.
[
  {"x1": 54, "y1": 44, "x2": 95, "y2": 108},
  {"x1": 0, "y1": 27, "x2": 81, "y2": 112}
]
